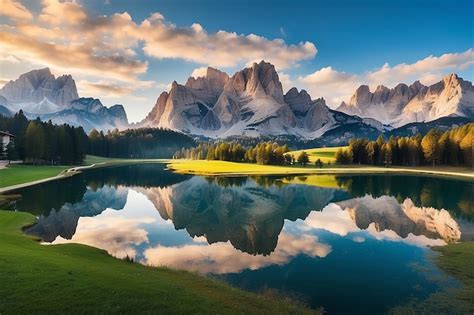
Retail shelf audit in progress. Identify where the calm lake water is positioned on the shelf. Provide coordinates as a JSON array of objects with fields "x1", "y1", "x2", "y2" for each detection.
[{"x1": 6, "y1": 164, "x2": 474, "y2": 314}]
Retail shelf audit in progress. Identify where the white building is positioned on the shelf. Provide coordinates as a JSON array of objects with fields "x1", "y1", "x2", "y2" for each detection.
[{"x1": 0, "y1": 131, "x2": 15, "y2": 155}]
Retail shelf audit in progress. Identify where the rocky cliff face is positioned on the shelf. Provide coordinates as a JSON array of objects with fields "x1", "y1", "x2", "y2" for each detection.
[
  {"x1": 337, "y1": 74, "x2": 474, "y2": 127},
  {"x1": 1, "y1": 68, "x2": 129, "y2": 131},
  {"x1": 141, "y1": 61, "x2": 380, "y2": 138}
]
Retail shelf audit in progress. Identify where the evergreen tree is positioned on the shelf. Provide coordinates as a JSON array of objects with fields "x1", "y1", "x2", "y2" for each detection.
[{"x1": 421, "y1": 129, "x2": 442, "y2": 166}]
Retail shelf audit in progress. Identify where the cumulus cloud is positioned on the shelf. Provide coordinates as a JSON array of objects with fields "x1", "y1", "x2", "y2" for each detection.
[
  {"x1": 0, "y1": 0, "x2": 316, "y2": 87},
  {"x1": 297, "y1": 49, "x2": 474, "y2": 107},
  {"x1": 298, "y1": 67, "x2": 361, "y2": 105},
  {"x1": 0, "y1": 0, "x2": 33, "y2": 21},
  {"x1": 140, "y1": 18, "x2": 316, "y2": 69},
  {"x1": 278, "y1": 72, "x2": 293, "y2": 93},
  {"x1": 366, "y1": 49, "x2": 474, "y2": 87},
  {"x1": 190, "y1": 66, "x2": 209, "y2": 78}
]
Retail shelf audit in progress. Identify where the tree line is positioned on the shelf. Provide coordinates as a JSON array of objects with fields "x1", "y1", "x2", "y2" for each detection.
[
  {"x1": 88, "y1": 127, "x2": 196, "y2": 158},
  {"x1": 0, "y1": 111, "x2": 87, "y2": 165},
  {"x1": 174, "y1": 141, "x2": 314, "y2": 166},
  {"x1": 175, "y1": 141, "x2": 295, "y2": 165},
  {"x1": 335, "y1": 123, "x2": 473, "y2": 167}
]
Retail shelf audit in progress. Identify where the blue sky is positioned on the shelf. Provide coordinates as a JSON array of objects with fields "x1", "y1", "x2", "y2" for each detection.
[{"x1": 0, "y1": 0, "x2": 473, "y2": 122}]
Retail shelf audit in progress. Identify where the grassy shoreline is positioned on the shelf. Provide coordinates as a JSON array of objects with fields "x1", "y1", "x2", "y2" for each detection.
[{"x1": 0, "y1": 210, "x2": 313, "y2": 314}]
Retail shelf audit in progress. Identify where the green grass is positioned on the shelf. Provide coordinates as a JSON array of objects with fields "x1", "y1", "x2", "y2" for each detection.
[
  {"x1": 433, "y1": 242, "x2": 474, "y2": 313},
  {"x1": 0, "y1": 164, "x2": 69, "y2": 188},
  {"x1": 287, "y1": 146, "x2": 346, "y2": 163},
  {"x1": 0, "y1": 210, "x2": 313, "y2": 314}
]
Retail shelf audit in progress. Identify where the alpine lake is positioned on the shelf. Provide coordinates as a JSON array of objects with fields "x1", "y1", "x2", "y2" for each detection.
[{"x1": 5, "y1": 163, "x2": 474, "y2": 314}]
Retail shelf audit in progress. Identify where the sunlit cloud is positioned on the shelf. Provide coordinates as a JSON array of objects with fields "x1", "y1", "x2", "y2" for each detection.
[
  {"x1": 0, "y1": 0, "x2": 33, "y2": 22},
  {"x1": 143, "y1": 232, "x2": 331, "y2": 274},
  {"x1": 296, "y1": 49, "x2": 474, "y2": 107},
  {"x1": 140, "y1": 17, "x2": 316, "y2": 70},
  {"x1": 190, "y1": 67, "x2": 209, "y2": 78}
]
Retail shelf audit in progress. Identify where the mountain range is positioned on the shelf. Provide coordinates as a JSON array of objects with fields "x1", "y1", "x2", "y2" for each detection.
[
  {"x1": 337, "y1": 74, "x2": 474, "y2": 127},
  {"x1": 0, "y1": 63, "x2": 472, "y2": 139},
  {"x1": 139, "y1": 61, "x2": 389, "y2": 140},
  {"x1": 0, "y1": 68, "x2": 128, "y2": 131},
  {"x1": 140, "y1": 61, "x2": 472, "y2": 139}
]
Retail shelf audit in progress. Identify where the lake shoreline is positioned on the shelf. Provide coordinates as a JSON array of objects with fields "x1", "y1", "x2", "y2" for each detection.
[{"x1": 1, "y1": 157, "x2": 472, "y2": 194}]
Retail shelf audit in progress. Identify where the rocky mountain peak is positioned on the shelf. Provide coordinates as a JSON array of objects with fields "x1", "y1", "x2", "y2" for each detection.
[
  {"x1": 225, "y1": 60, "x2": 284, "y2": 102},
  {"x1": 185, "y1": 67, "x2": 228, "y2": 96},
  {"x1": 349, "y1": 85, "x2": 371, "y2": 108},
  {"x1": 338, "y1": 73, "x2": 473, "y2": 127},
  {"x1": 0, "y1": 67, "x2": 79, "y2": 111},
  {"x1": 284, "y1": 87, "x2": 313, "y2": 116}
]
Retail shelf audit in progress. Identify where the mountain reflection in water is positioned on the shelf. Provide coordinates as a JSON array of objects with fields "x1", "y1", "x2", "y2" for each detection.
[
  {"x1": 7, "y1": 164, "x2": 474, "y2": 314},
  {"x1": 6, "y1": 166, "x2": 471, "y2": 269}
]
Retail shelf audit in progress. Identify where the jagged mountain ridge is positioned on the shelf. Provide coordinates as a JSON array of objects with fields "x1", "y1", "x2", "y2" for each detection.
[
  {"x1": 0, "y1": 68, "x2": 128, "y2": 131},
  {"x1": 140, "y1": 61, "x2": 387, "y2": 139},
  {"x1": 337, "y1": 74, "x2": 474, "y2": 127}
]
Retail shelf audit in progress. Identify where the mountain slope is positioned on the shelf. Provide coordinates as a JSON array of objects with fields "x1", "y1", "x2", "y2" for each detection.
[{"x1": 337, "y1": 74, "x2": 474, "y2": 127}]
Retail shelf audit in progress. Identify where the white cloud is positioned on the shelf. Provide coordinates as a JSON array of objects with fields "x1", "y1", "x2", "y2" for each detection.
[
  {"x1": 297, "y1": 49, "x2": 474, "y2": 107},
  {"x1": 190, "y1": 66, "x2": 208, "y2": 78},
  {"x1": 278, "y1": 72, "x2": 293, "y2": 93},
  {"x1": 140, "y1": 18, "x2": 316, "y2": 69},
  {"x1": 298, "y1": 67, "x2": 361, "y2": 105},
  {"x1": 366, "y1": 49, "x2": 474, "y2": 87}
]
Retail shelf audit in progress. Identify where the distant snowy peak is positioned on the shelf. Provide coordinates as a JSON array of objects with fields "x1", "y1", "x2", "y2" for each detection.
[
  {"x1": 0, "y1": 68, "x2": 78, "y2": 114},
  {"x1": 1, "y1": 69, "x2": 129, "y2": 131},
  {"x1": 337, "y1": 73, "x2": 474, "y2": 127},
  {"x1": 30, "y1": 97, "x2": 128, "y2": 132}
]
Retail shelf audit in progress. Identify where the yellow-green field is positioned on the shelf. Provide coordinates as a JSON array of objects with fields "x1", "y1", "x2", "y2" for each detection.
[
  {"x1": 167, "y1": 159, "x2": 314, "y2": 175},
  {"x1": 167, "y1": 159, "x2": 474, "y2": 180},
  {"x1": 287, "y1": 146, "x2": 347, "y2": 163},
  {"x1": 281, "y1": 175, "x2": 344, "y2": 189}
]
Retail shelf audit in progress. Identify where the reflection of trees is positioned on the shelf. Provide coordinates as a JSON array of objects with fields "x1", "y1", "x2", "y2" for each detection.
[
  {"x1": 84, "y1": 164, "x2": 191, "y2": 189},
  {"x1": 25, "y1": 186, "x2": 129, "y2": 242},
  {"x1": 12, "y1": 164, "x2": 191, "y2": 241},
  {"x1": 10, "y1": 176, "x2": 87, "y2": 216},
  {"x1": 336, "y1": 175, "x2": 473, "y2": 221},
  {"x1": 142, "y1": 177, "x2": 339, "y2": 255},
  {"x1": 10, "y1": 164, "x2": 190, "y2": 216}
]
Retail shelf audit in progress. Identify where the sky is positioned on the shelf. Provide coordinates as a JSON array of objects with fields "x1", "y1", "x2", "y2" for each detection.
[{"x1": 0, "y1": 0, "x2": 473, "y2": 122}]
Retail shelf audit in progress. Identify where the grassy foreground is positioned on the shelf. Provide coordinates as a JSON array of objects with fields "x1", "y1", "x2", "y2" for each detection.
[{"x1": 0, "y1": 210, "x2": 312, "y2": 314}]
